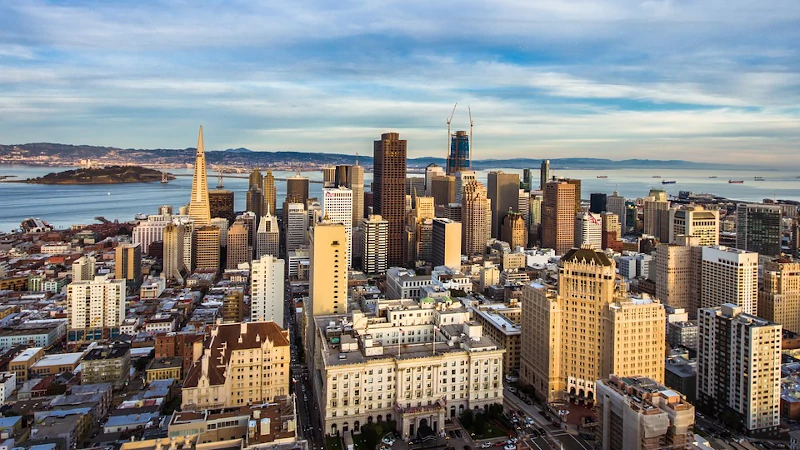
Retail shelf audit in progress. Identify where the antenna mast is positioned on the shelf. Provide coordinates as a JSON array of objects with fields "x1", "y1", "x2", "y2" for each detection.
[
  {"x1": 447, "y1": 103, "x2": 458, "y2": 163},
  {"x1": 468, "y1": 105, "x2": 474, "y2": 170}
]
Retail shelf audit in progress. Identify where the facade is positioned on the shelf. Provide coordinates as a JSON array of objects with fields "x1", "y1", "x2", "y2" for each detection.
[
  {"x1": 10, "y1": 347, "x2": 44, "y2": 382},
  {"x1": 668, "y1": 205, "x2": 719, "y2": 246},
  {"x1": 163, "y1": 223, "x2": 187, "y2": 282},
  {"x1": 222, "y1": 290, "x2": 245, "y2": 323},
  {"x1": 454, "y1": 170, "x2": 476, "y2": 204},
  {"x1": 0, "y1": 321, "x2": 66, "y2": 350},
  {"x1": 697, "y1": 304, "x2": 781, "y2": 432},
  {"x1": 323, "y1": 186, "x2": 354, "y2": 268},
  {"x1": 194, "y1": 225, "x2": 221, "y2": 270},
  {"x1": 209, "y1": 189, "x2": 235, "y2": 223},
  {"x1": 182, "y1": 321, "x2": 291, "y2": 410},
  {"x1": 81, "y1": 343, "x2": 131, "y2": 388},
  {"x1": 430, "y1": 175, "x2": 455, "y2": 207},
  {"x1": 472, "y1": 304, "x2": 521, "y2": 375},
  {"x1": 736, "y1": 203, "x2": 783, "y2": 257},
  {"x1": 446, "y1": 130, "x2": 470, "y2": 176},
  {"x1": 654, "y1": 236, "x2": 702, "y2": 316},
  {"x1": 462, "y1": 180, "x2": 492, "y2": 255},
  {"x1": 501, "y1": 211, "x2": 527, "y2": 249},
  {"x1": 607, "y1": 190, "x2": 627, "y2": 234},
  {"x1": 263, "y1": 169, "x2": 277, "y2": 217},
  {"x1": 188, "y1": 126, "x2": 211, "y2": 227},
  {"x1": 335, "y1": 163, "x2": 366, "y2": 224},
  {"x1": 286, "y1": 174, "x2": 310, "y2": 205},
  {"x1": 0, "y1": 372, "x2": 16, "y2": 403},
  {"x1": 574, "y1": 212, "x2": 602, "y2": 249},
  {"x1": 373, "y1": 132, "x2": 408, "y2": 267},
  {"x1": 541, "y1": 180, "x2": 576, "y2": 254},
  {"x1": 520, "y1": 246, "x2": 666, "y2": 403},
  {"x1": 425, "y1": 164, "x2": 446, "y2": 196},
  {"x1": 251, "y1": 255, "x2": 285, "y2": 326},
  {"x1": 643, "y1": 190, "x2": 670, "y2": 242},
  {"x1": 758, "y1": 259, "x2": 800, "y2": 333},
  {"x1": 255, "y1": 211, "x2": 280, "y2": 260},
  {"x1": 539, "y1": 160, "x2": 549, "y2": 191},
  {"x1": 385, "y1": 268, "x2": 432, "y2": 300},
  {"x1": 72, "y1": 254, "x2": 96, "y2": 282},
  {"x1": 362, "y1": 215, "x2": 388, "y2": 275},
  {"x1": 227, "y1": 221, "x2": 251, "y2": 270},
  {"x1": 488, "y1": 171, "x2": 520, "y2": 238},
  {"x1": 67, "y1": 274, "x2": 126, "y2": 342},
  {"x1": 596, "y1": 376, "x2": 695, "y2": 450},
  {"x1": 286, "y1": 202, "x2": 308, "y2": 252},
  {"x1": 310, "y1": 221, "x2": 349, "y2": 316},
  {"x1": 589, "y1": 193, "x2": 607, "y2": 214},
  {"x1": 432, "y1": 218, "x2": 462, "y2": 269},
  {"x1": 115, "y1": 242, "x2": 142, "y2": 286},
  {"x1": 700, "y1": 245, "x2": 758, "y2": 315}
]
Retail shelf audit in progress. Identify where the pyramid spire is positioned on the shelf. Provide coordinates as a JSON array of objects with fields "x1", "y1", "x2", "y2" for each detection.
[{"x1": 188, "y1": 125, "x2": 211, "y2": 227}]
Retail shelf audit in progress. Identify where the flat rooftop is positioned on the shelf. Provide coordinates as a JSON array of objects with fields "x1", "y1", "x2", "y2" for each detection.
[
  {"x1": 31, "y1": 352, "x2": 84, "y2": 368},
  {"x1": 11, "y1": 347, "x2": 43, "y2": 363}
]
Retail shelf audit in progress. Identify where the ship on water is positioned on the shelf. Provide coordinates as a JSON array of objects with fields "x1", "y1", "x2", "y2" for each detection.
[
  {"x1": 652, "y1": 175, "x2": 662, "y2": 178},
  {"x1": 754, "y1": 176, "x2": 765, "y2": 181},
  {"x1": 661, "y1": 180, "x2": 676, "y2": 184},
  {"x1": 709, "y1": 176, "x2": 717, "y2": 178},
  {"x1": 597, "y1": 175, "x2": 608, "y2": 179},
  {"x1": 729, "y1": 180, "x2": 744, "y2": 184}
]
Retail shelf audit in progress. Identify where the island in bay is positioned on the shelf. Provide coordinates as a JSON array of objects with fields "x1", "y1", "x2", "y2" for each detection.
[{"x1": 25, "y1": 165, "x2": 174, "y2": 184}]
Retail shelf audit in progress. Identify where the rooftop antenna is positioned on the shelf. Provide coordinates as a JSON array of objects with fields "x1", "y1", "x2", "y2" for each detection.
[
  {"x1": 468, "y1": 105, "x2": 474, "y2": 170},
  {"x1": 355, "y1": 152, "x2": 359, "y2": 166},
  {"x1": 447, "y1": 103, "x2": 458, "y2": 162}
]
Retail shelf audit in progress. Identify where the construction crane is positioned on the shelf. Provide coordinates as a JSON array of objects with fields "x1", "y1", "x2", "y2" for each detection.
[
  {"x1": 446, "y1": 103, "x2": 458, "y2": 160},
  {"x1": 468, "y1": 105, "x2": 474, "y2": 170}
]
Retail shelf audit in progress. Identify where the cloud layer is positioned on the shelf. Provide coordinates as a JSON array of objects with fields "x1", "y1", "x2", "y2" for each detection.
[{"x1": 0, "y1": 0, "x2": 798, "y2": 165}]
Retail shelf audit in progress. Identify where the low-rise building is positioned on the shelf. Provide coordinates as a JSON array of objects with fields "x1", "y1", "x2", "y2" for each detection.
[
  {"x1": 81, "y1": 343, "x2": 131, "y2": 388},
  {"x1": 0, "y1": 372, "x2": 16, "y2": 403},
  {"x1": 386, "y1": 267, "x2": 433, "y2": 300},
  {"x1": 0, "y1": 321, "x2": 66, "y2": 350},
  {"x1": 30, "y1": 352, "x2": 83, "y2": 378},
  {"x1": 471, "y1": 304, "x2": 521, "y2": 375},
  {"x1": 146, "y1": 356, "x2": 183, "y2": 383},
  {"x1": 9, "y1": 347, "x2": 44, "y2": 382}
]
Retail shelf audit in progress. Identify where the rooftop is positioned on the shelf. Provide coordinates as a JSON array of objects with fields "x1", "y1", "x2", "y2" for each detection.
[
  {"x1": 31, "y1": 351, "x2": 84, "y2": 368},
  {"x1": 11, "y1": 347, "x2": 44, "y2": 363}
]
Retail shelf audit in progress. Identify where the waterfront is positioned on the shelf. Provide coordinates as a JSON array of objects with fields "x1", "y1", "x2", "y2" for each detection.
[{"x1": 0, "y1": 164, "x2": 798, "y2": 232}]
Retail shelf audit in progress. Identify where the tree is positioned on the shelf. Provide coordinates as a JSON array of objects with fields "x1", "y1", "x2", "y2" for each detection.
[
  {"x1": 460, "y1": 409, "x2": 474, "y2": 429},
  {"x1": 488, "y1": 403, "x2": 504, "y2": 418},
  {"x1": 474, "y1": 414, "x2": 486, "y2": 436},
  {"x1": 362, "y1": 425, "x2": 379, "y2": 449}
]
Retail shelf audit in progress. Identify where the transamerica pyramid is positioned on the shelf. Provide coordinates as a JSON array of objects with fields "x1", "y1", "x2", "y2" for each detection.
[{"x1": 188, "y1": 126, "x2": 211, "y2": 226}]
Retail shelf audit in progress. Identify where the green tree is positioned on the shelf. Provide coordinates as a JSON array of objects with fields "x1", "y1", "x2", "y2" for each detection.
[
  {"x1": 460, "y1": 409, "x2": 474, "y2": 429},
  {"x1": 488, "y1": 403, "x2": 504, "y2": 418},
  {"x1": 474, "y1": 414, "x2": 486, "y2": 436},
  {"x1": 362, "y1": 425, "x2": 379, "y2": 449}
]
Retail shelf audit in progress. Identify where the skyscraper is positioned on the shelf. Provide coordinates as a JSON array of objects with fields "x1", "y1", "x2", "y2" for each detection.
[
  {"x1": 67, "y1": 274, "x2": 126, "y2": 342},
  {"x1": 701, "y1": 245, "x2": 758, "y2": 314},
  {"x1": 736, "y1": 203, "x2": 783, "y2": 257},
  {"x1": 589, "y1": 193, "x2": 607, "y2": 214},
  {"x1": 209, "y1": 189, "x2": 235, "y2": 223},
  {"x1": 424, "y1": 163, "x2": 445, "y2": 196},
  {"x1": 600, "y1": 212, "x2": 622, "y2": 251},
  {"x1": 194, "y1": 225, "x2": 221, "y2": 270},
  {"x1": 539, "y1": 159, "x2": 550, "y2": 191},
  {"x1": 455, "y1": 170, "x2": 477, "y2": 204},
  {"x1": 72, "y1": 255, "x2": 96, "y2": 282},
  {"x1": 286, "y1": 173, "x2": 310, "y2": 205},
  {"x1": 188, "y1": 126, "x2": 211, "y2": 227},
  {"x1": 246, "y1": 186, "x2": 263, "y2": 223},
  {"x1": 541, "y1": 180, "x2": 576, "y2": 254},
  {"x1": 697, "y1": 304, "x2": 781, "y2": 433},
  {"x1": 361, "y1": 215, "x2": 388, "y2": 275},
  {"x1": 373, "y1": 132, "x2": 407, "y2": 267},
  {"x1": 285, "y1": 202, "x2": 308, "y2": 253},
  {"x1": 462, "y1": 180, "x2": 491, "y2": 255},
  {"x1": 654, "y1": 235, "x2": 702, "y2": 317},
  {"x1": 488, "y1": 171, "x2": 520, "y2": 238},
  {"x1": 668, "y1": 204, "x2": 719, "y2": 246},
  {"x1": 501, "y1": 210, "x2": 528, "y2": 249},
  {"x1": 643, "y1": 189, "x2": 669, "y2": 241},
  {"x1": 309, "y1": 221, "x2": 349, "y2": 316},
  {"x1": 322, "y1": 186, "x2": 353, "y2": 268},
  {"x1": 432, "y1": 218, "x2": 462, "y2": 269},
  {"x1": 574, "y1": 212, "x2": 602, "y2": 249},
  {"x1": 249, "y1": 168, "x2": 263, "y2": 190},
  {"x1": 162, "y1": 223, "x2": 186, "y2": 282},
  {"x1": 256, "y1": 211, "x2": 280, "y2": 260},
  {"x1": 430, "y1": 175, "x2": 455, "y2": 207},
  {"x1": 115, "y1": 242, "x2": 141, "y2": 287},
  {"x1": 446, "y1": 130, "x2": 470, "y2": 176},
  {"x1": 335, "y1": 162, "x2": 365, "y2": 224},
  {"x1": 263, "y1": 169, "x2": 277, "y2": 218},
  {"x1": 250, "y1": 254, "x2": 285, "y2": 326},
  {"x1": 606, "y1": 190, "x2": 627, "y2": 234},
  {"x1": 758, "y1": 258, "x2": 800, "y2": 333},
  {"x1": 226, "y1": 221, "x2": 251, "y2": 270}
]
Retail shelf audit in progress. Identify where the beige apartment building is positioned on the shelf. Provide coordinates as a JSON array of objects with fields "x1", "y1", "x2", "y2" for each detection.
[
  {"x1": 520, "y1": 245, "x2": 666, "y2": 403},
  {"x1": 194, "y1": 225, "x2": 221, "y2": 270},
  {"x1": 758, "y1": 258, "x2": 800, "y2": 333},
  {"x1": 472, "y1": 304, "x2": 521, "y2": 375},
  {"x1": 181, "y1": 321, "x2": 290, "y2": 410},
  {"x1": 654, "y1": 235, "x2": 701, "y2": 317},
  {"x1": 310, "y1": 221, "x2": 349, "y2": 317},
  {"x1": 668, "y1": 205, "x2": 719, "y2": 246},
  {"x1": 700, "y1": 245, "x2": 758, "y2": 315},
  {"x1": 462, "y1": 181, "x2": 492, "y2": 255}
]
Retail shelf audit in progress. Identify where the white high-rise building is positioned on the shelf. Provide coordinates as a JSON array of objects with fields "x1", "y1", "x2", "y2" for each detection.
[
  {"x1": 701, "y1": 246, "x2": 759, "y2": 315},
  {"x1": 517, "y1": 189, "x2": 530, "y2": 231},
  {"x1": 132, "y1": 214, "x2": 172, "y2": 254},
  {"x1": 250, "y1": 255, "x2": 285, "y2": 326},
  {"x1": 211, "y1": 217, "x2": 229, "y2": 247},
  {"x1": 71, "y1": 255, "x2": 96, "y2": 282},
  {"x1": 361, "y1": 215, "x2": 388, "y2": 275},
  {"x1": 575, "y1": 212, "x2": 603, "y2": 249},
  {"x1": 285, "y1": 202, "x2": 308, "y2": 253},
  {"x1": 67, "y1": 274, "x2": 126, "y2": 342},
  {"x1": 668, "y1": 205, "x2": 719, "y2": 246},
  {"x1": 256, "y1": 211, "x2": 280, "y2": 259},
  {"x1": 698, "y1": 304, "x2": 781, "y2": 433},
  {"x1": 322, "y1": 187, "x2": 353, "y2": 267},
  {"x1": 455, "y1": 170, "x2": 477, "y2": 204},
  {"x1": 182, "y1": 220, "x2": 195, "y2": 272}
]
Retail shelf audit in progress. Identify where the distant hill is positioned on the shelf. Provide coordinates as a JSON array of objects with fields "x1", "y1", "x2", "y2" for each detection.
[{"x1": 0, "y1": 142, "x2": 745, "y2": 170}]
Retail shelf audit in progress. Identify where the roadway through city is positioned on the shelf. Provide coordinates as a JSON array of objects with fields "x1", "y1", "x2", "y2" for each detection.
[{"x1": 503, "y1": 388, "x2": 591, "y2": 450}]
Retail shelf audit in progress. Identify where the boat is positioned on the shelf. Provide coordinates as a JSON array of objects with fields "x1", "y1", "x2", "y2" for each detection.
[
  {"x1": 661, "y1": 180, "x2": 676, "y2": 185},
  {"x1": 161, "y1": 171, "x2": 169, "y2": 184},
  {"x1": 754, "y1": 177, "x2": 765, "y2": 181},
  {"x1": 728, "y1": 180, "x2": 744, "y2": 184},
  {"x1": 596, "y1": 175, "x2": 608, "y2": 179},
  {"x1": 652, "y1": 175, "x2": 662, "y2": 178},
  {"x1": 708, "y1": 176, "x2": 717, "y2": 179}
]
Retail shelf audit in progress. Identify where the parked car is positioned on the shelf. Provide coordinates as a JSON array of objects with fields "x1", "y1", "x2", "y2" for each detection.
[
  {"x1": 537, "y1": 428, "x2": 546, "y2": 436},
  {"x1": 504, "y1": 445, "x2": 517, "y2": 450},
  {"x1": 382, "y1": 437, "x2": 395, "y2": 445},
  {"x1": 480, "y1": 443, "x2": 492, "y2": 448}
]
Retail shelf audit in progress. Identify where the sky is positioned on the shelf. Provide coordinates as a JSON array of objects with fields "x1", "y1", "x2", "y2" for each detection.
[{"x1": 0, "y1": 1, "x2": 799, "y2": 166}]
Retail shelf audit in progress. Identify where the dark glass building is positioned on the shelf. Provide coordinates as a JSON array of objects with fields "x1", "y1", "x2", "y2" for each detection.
[{"x1": 446, "y1": 131, "x2": 470, "y2": 176}]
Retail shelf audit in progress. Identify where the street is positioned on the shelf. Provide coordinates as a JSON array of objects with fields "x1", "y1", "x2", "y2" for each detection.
[{"x1": 503, "y1": 388, "x2": 592, "y2": 450}]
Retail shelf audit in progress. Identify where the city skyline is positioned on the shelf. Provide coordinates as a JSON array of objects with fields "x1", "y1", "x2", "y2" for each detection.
[{"x1": 0, "y1": 1, "x2": 798, "y2": 166}]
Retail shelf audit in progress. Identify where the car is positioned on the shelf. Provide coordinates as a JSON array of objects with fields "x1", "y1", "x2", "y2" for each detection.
[
  {"x1": 523, "y1": 398, "x2": 532, "y2": 405},
  {"x1": 537, "y1": 428, "x2": 546, "y2": 436},
  {"x1": 494, "y1": 442, "x2": 506, "y2": 447},
  {"x1": 504, "y1": 445, "x2": 517, "y2": 450},
  {"x1": 480, "y1": 443, "x2": 492, "y2": 448},
  {"x1": 507, "y1": 387, "x2": 518, "y2": 394},
  {"x1": 382, "y1": 437, "x2": 394, "y2": 445},
  {"x1": 518, "y1": 409, "x2": 526, "y2": 416}
]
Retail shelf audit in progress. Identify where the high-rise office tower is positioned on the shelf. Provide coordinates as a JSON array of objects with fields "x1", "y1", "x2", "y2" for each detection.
[
  {"x1": 668, "y1": 205, "x2": 719, "y2": 246},
  {"x1": 209, "y1": 189, "x2": 235, "y2": 223},
  {"x1": 697, "y1": 304, "x2": 781, "y2": 433},
  {"x1": 432, "y1": 218, "x2": 462, "y2": 269},
  {"x1": 309, "y1": 221, "x2": 349, "y2": 316},
  {"x1": 250, "y1": 254, "x2": 285, "y2": 326},
  {"x1": 565, "y1": 178, "x2": 582, "y2": 213},
  {"x1": 455, "y1": 170, "x2": 476, "y2": 204},
  {"x1": 430, "y1": 175, "x2": 455, "y2": 207},
  {"x1": 256, "y1": 211, "x2": 280, "y2": 259},
  {"x1": 322, "y1": 166, "x2": 336, "y2": 188},
  {"x1": 589, "y1": 193, "x2": 607, "y2": 214},
  {"x1": 701, "y1": 245, "x2": 758, "y2": 314},
  {"x1": 606, "y1": 190, "x2": 627, "y2": 234},
  {"x1": 361, "y1": 215, "x2": 388, "y2": 275},
  {"x1": 307, "y1": 199, "x2": 323, "y2": 227},
  {"x1": 323, "y1": 186, "x2": 354, "y2": 268},
  {"x1": 221, "y1": 290, "x2": 245, "y2": 323},
  {"x1": 182, "y1": 221, "x2": 195, "y2": 271},
  {"x1": 285, "y1": 203, "x2": 308, "y2": 253},
  {"x1": 414, "y1": 196, "x2": 435, "y2": 220},
  {"x1": 643, "y1": 189, "x2": 670, "y2": 241},
  {"x1": 488, "y1": 171, "x2": 520, "y2": 238},
  {"x1": 249, "y1": 168, "x2": 263, "y2": 190},
  {"x1": 425, "y1": 163, "x2": 445, "y2": 196},
  {"x1": 67, "y1": 274, "x2": 126, "y2": 342},
  {"x1": 501, "y1": 210, "x2": 528, "y2": 249},
  {"x1": 522, "y1": 168, "x2": 533, "y2": 192},
  {"x1": 373, "y1": 132, "x2": 407, "y2": 267},
  {"x1": 517, "y1": 189, "x2": 530, "y2": 230},
  {"x1": 539, "y1": 159, "x2": 550, "y2": 191},
  {"x1": 528, "y1": 192, "x2": 543, "y2": 245},
  {"x1": 541, "y1": 180, "x2": 576, "y2": 254},
  {"x1": 406, "y1": 177, "x2": 425, "y2": 197},
  {"x1": 443, "y1": 203, "x2": 462, "y2": 222},
  {"x1": 446, "y1": 130, "x2": 470, "y2": 176},
  {"x1": 792, "y1": 220, "x2": 800, "y2": 258},
  {"x1": 736, "y1": 203, "x2": 782, "y2": 257},
  {"x1": 72, "y1": 255, "x2": 96, "y2": 282},
  {"x1": 194, "y1": 225, "x2": 221, "y2": 270},
  {"x1": 574, "y1": 212, "x2": 602, "y2": 249},
  {"x1": 263, "y1": 170, "x2": 277, "y2": 218},
  {"x1": 211, "y1": 217, "x2": 228, "y2": 247},
  {"x1": 226, "y1": 221, "x2": 251, "y2": 270},
  {"x1": 163, "y1": 223, "x2": 186, "y2": 282},
  {"x1": 600, "y1": 212, "x2": 622, "y2": 251},
  {"x1": 520, "y1": 246, "x2": 666, "y2": 402},
  {"x1": 654, "y1": 235, "x2": 702, "y2": 317},
  {"x1": 758, "y1": 258, "x2": 800, "y2": 333},
  {"x1": 239, "y1": 212, "x2": 257, "y2": 249},
  {"x1": 286, "y1": 173, "x2": 310, "y2": 205},
  {"x1": 188, "y1": 126, "x2": 211, "y2": 227},
  {"x1": 246, "y1": 187, "x2": 263, "y2": 224},
  {"x1": 462, "y1": 181, "x2": 492, "y2": 255},
  {"x1": 335, "y1": 163, "x2": 365, "y2": 224},
  {"x1": 115, "y1": 243, "x2": 141, "y2": 287}
]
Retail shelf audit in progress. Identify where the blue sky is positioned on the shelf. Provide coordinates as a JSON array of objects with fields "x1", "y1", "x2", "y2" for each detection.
[{"x1": 1, "y1": 0, "x2": 799, "y2": 166}]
